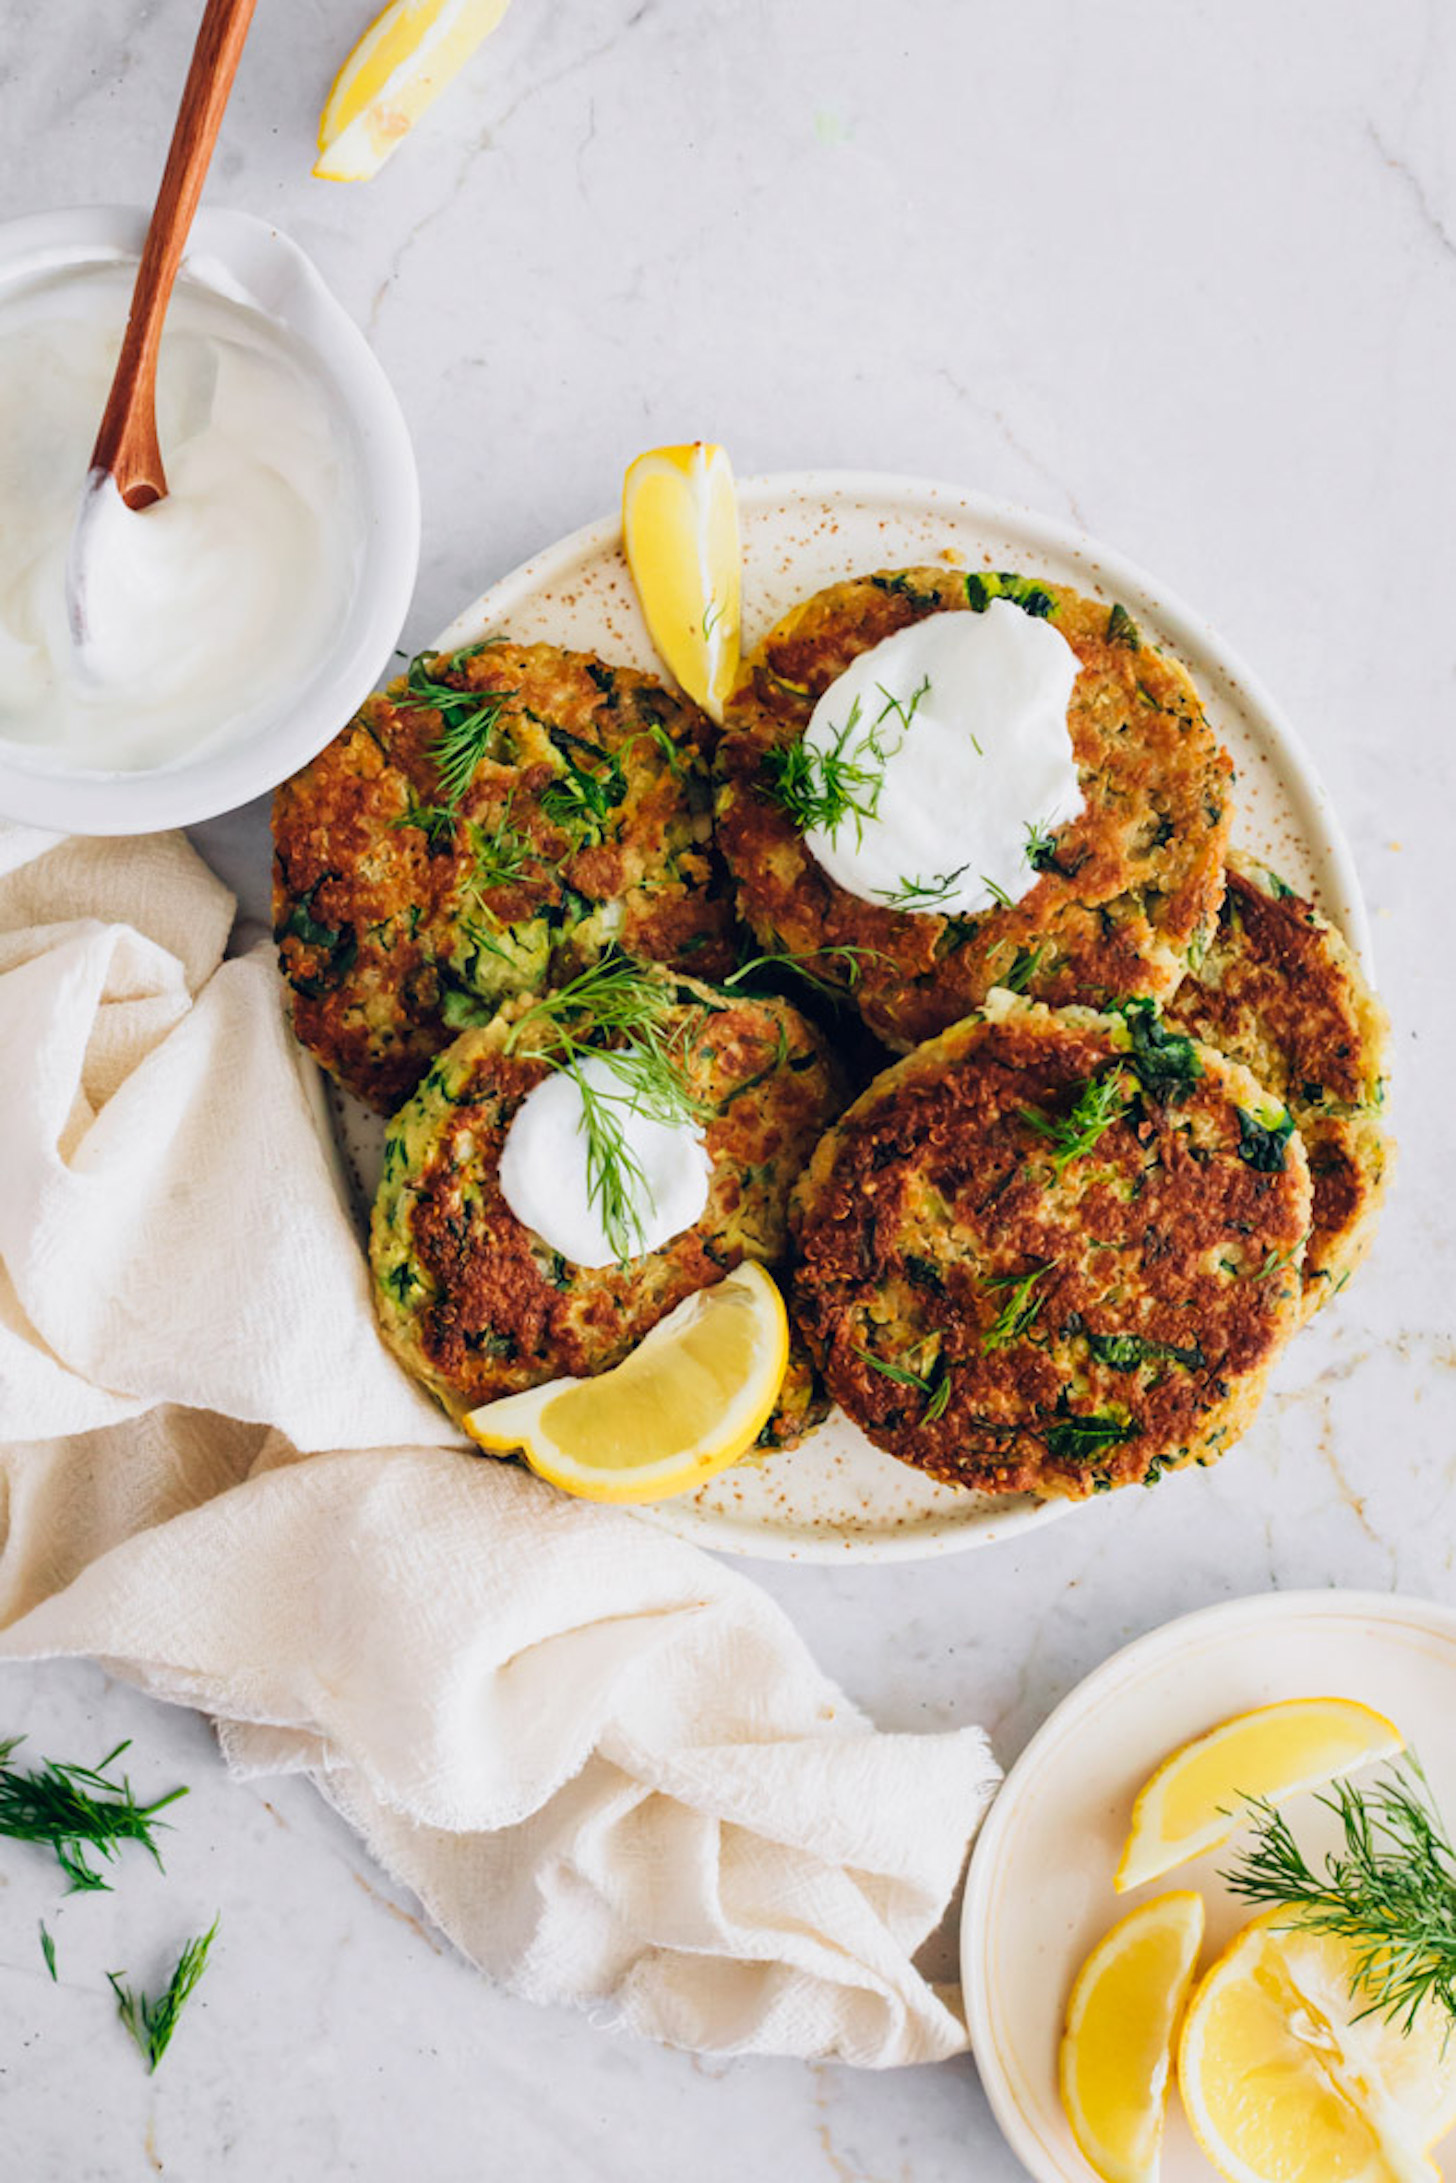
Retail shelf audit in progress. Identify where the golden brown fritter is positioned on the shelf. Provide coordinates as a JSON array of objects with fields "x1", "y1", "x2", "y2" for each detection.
[
  {"x1": 273, "y1": 641, "x2": 736, "y2": 1112},
  {"x1": 371, "y1": 973, "x2": 844, "y2": 1443},
  {"x1": 1165, "y1": 854, "x2": 1391, "y2": 1317},
  {"x1": 715, "y1": 569, "x2": 1233, "y2": 1050},
  {"x1": 789, "y1": 992, "x2": 1311, "y2": 1500}
]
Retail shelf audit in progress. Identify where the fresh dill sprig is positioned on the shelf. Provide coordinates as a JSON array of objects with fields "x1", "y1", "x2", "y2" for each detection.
[
  {"x1": 404, "y1": 651, "x2": 518, "y2": 810},
  {"x1": 855, "y1": 1344, "x2": 934, "y2": 1397},
  {"x1": 1023, "y1": 819, "x2": 1061, "y2": 873},
  {"x1": 852, "y1": 1335, "x2": 950, "y2": 1419},
  {"x1": 923, "y1": 1365, "x2": 953, "y2": 1421},
  {"x1": 1021, "y1": 1070, "x2": 1129, "y2": 1181},
  {"x1": 872, "y1": 675, "x2": 931, "y2": 738},
  {"x1": 874, "y1": 863, "x2": 971, "y2": 911},
  {"x1": 464, "y1": 793, "x2": 539, "y2": 898},
  {"x1": 572, "y1": 1045, "x2": 710, "y2": 1264},
  {"x1": 979, "y1": 875, "x2": 1015, "y2": 909},
  {"x1": 505, "y1": 956, "x2": 685, "y2": 1055},
  {"x1": 762, "y1": 692, "x2": 905, "y2": 844},
  {"x1": 1001, "y1": 943, "x2": 1045, "y2": 995},
  {"x1": 108, "y1": 1919, "x2": 220, "y2": 2074},
  {"x1": 853, "y1": 1347, "x2": 935, "y2": 1391},
  {"x1": 506, "y1": 957, "x2": 709, "y2": 1264},
  {"x1": 0, "y1": 1737, "x2": 187, "y2": 1892},
  {"x1": 625, "y1": 719, "x2": 684, "y2": 779},
  {"x1": 1222, "y1": 1761, "x2": 1456, "y2": 2036},
  {"x1": 1255, "y1": 1227, "x2": 1311, "y2": 1281},
  {"x1": 39, "y1": 1920, "x2": 57, "y2": 1981},
  {"x1": 982, "y1": 1264, "x2": 1049, "y2": 1353},
  {"x1": 724, "y1": 942, "x2": 896, "y2": 1000}
]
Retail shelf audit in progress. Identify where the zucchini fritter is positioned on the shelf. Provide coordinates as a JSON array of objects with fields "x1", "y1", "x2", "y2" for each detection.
[
  {"x1": 273, "y1": 641, "x2": 736, "y2": 1112},
  {"x1": 789, "y1": 992, "x2": 1311, "y2": 1499},
  {"x1": 1165, "y1": 854, "x2": 1391, "y2": 1316},
  {"x1": 715, "y1": 569, "x2": 1233, "y2": 1050},
  {"x1": 370, "y1": 974, "x2": 843, "y2": 1443}
]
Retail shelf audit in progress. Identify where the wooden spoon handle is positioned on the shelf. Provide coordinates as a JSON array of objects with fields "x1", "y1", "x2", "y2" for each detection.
[{"x1": 90, "y1": 0, "x2": 259, "y2": 508}]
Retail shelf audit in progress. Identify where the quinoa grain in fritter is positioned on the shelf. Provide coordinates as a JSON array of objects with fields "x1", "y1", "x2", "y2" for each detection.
[
  {"x1": 789, "y1": 991, "x2": 1311, "y2": 1500},
  {"x1": 273, "y1": 640, "x2": 736, "y2": 1112},
  {"x1": 715, "y1": 569, "x2": 1233, "y2": 1051}
]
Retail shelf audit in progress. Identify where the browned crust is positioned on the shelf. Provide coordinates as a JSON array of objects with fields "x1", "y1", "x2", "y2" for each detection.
[
  {"x1": 1165, "y1": 856, "x2": 1392, "y2": 1315},
  {"x1": 788, "y1": 997, "x2": 1310, "y2": 1499},
  {"x1": 715, "y1": 570, "x2": 1233, "y2": 1049},
  {"x1": 273, "y1": 642, "x2": 737, "y2": 1112}
]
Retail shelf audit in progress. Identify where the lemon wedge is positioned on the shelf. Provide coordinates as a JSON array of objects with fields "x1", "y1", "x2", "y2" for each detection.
[
  {"x1": 463, "y1": 1261, "x2": 788, "y2": 1503},
  {"x1": 622, "y1": 442, "x2": 741, "y2": 723},
  {"x1": 313, "y1": 0, "x2": 513, "y2": 183},
  {"x1": 1179, "y1": 1910, "x2": 1456, "y2": 2183},
  {"x1": 1059, "y1": 1892, "x2": 1204, "y2": 2183},
  {"x1": 1115, "y1": 1698, "x2": 1404, "y2": 1893}
]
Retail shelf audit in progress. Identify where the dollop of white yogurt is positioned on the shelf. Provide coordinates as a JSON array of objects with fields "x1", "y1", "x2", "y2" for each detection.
[
  {"x1": 0, "y1": 263, "x2": 362, "y2": 772},
  {"x1": 801, "y1": 599, "x2": 1083, "y2": 917},
  {"x1": 499, "y1": 1054, "x2": 713, "y2": 1269}
]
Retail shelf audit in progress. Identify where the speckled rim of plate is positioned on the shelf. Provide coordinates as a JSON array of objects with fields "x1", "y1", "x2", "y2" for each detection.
[
  {"x1": 338, "y1": 471, "x2": 1373, "y2": 1565},
  {"x1": 960, "y1": 1591, "x2": 1456, "y2": 2183}
]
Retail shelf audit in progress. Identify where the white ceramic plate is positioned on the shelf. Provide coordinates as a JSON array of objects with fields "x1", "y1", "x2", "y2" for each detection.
[
  {"x1": 332, "y1": 472, "x2": 1371, "y2": 1564},
  {"x1": 961, "y1": 1590, "x2": 1456, "y2": 2183}
]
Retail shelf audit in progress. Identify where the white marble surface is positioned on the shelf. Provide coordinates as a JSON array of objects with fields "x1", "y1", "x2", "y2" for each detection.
[{"x1": 3, "y1": 0, "x2": 1454, "y2": 2175}]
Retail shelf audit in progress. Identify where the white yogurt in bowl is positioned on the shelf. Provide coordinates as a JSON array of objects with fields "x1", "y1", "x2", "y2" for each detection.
[{"x1": 0, "y1": 207, "x2": 419, "y2": 833}]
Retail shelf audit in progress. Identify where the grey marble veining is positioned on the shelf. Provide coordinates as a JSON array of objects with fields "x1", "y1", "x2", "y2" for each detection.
[{"x1": 3, "y1": 0, "x2": 1454, "y2": 2176}]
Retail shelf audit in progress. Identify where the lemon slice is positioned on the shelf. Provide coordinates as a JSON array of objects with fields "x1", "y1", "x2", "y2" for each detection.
[
  {"x1": 463, "y1": 1261, "x2": 788, "y2": 1503},
  {"x1": 622, "y1": 442, "x2": 741, "y2": 723},
  {"x1": 313, "y1": 0, "x2": 513, "y2": 183},
  {"x1": 1116, "y1": 1698, "x2": 1403, "y2": 1892},
  {"x1": 1179, "y1": 1910, "x2": 1456, "y2": 2183},
  {"x1": 1059, "y1": 1892, "x2": 1204, "y2": 2183}
]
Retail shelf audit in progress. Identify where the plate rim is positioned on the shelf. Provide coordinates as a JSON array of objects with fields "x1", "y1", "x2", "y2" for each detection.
[
  {"x1": 959, "y1": 1587, "x2": 1456, "y2": 2182},
  {"x1": 437, "y1": 467, "x2": 1372, "y2": 966},
  {"x1": 427, "y1": 470, "x2": 1374, "y2": 1564}
]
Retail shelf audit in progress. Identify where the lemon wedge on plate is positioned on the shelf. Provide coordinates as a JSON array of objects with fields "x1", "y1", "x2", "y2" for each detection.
[
  {"x1": 1179, "y1": 1910, "x2": 1456, "y2": 2183},
  {"x1": 314, "y1": 0, "x2": 513, "y2": 183},
  {"x1": 1115, "y1": 1698, "x2": 1404, "y2": 1892},
  {"x1": 463, "y1": 1261, "x2": 788, "y2": 1503},
  {"x1": 1059, "y1": 1891, "x2": 1204, "y2": 2183},
  {"x1": 622, "y1": 442, "x2": 741, "y2": 722}
]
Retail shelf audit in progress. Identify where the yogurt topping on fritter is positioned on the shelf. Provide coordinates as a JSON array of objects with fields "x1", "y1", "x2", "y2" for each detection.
[
  {"x1": 499, "y1": 1053, "x2": 712, "y2": 1268},
  {"x1": 799, "y1": 599, "x2": 1082, "y2": 916}
]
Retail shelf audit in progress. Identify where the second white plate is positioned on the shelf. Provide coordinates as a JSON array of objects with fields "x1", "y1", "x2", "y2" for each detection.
[{"x1": 961, "y1": 1589, "x2": 1456, "y2": 2183}]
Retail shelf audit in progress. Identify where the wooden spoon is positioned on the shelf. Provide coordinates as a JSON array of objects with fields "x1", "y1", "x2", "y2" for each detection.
[
  {"x1": 89, "y1": 0, "x2": 258, "y2": 509},
  {"x1": 67, "y1": 0, "x2": 257, "y2": 648}
]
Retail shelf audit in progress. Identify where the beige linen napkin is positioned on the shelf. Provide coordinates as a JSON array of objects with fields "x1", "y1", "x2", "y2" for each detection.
[{"x1": 0, "y1": 824, "x2": 999, "y2": 2067}]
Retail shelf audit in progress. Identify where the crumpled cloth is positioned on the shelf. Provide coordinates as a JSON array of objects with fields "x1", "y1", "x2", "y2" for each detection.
[{"x1": 0, "y1": 824, "x2": 998, "y2": 2066}]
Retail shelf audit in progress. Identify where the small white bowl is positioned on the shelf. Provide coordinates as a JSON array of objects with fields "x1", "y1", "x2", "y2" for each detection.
[{"x1": 0, "y1": 206, "x2": 419, "y2": 835}]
